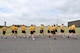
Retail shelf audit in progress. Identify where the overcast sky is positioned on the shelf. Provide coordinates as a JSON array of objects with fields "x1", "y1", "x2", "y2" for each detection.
[{"x1": 0, "y1": 0, "x2": 80, "y2": 26}]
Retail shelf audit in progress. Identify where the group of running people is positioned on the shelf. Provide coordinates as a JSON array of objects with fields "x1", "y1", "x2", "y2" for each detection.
[{"x1": 0, "y1": 24, "x2": 77, "y2": 40}]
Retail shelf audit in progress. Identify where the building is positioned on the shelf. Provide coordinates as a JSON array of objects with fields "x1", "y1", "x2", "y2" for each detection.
[{"x1": 68, "y1": 20, "x2": 80, "y2": 27}]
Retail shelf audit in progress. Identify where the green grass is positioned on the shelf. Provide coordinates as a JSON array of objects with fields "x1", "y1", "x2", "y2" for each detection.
[{"x1": 0, "y1": 27, "x2": 80, "y2": 35}]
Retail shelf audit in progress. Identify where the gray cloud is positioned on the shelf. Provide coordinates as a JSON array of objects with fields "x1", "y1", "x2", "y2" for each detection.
[{"x1": 0, "y1": 0, "x2": 80, "y2": 26}]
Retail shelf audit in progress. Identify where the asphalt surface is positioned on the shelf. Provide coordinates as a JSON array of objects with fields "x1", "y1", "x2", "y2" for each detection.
[{"x1": 0, "y1": 35, "x2": 80, "y2": 53}]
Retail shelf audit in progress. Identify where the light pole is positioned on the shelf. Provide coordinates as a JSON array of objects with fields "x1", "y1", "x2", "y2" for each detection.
[{"x1": 4, "y1": 21, "x2": 6, "y2": 26}]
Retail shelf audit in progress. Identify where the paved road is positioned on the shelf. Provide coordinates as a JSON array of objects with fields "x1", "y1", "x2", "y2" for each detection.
[{"x1": 0, "y1": 35, "x2": 80, "y2": 53}]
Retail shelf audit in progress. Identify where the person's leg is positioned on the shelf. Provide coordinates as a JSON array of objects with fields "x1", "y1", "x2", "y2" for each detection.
[
  {"x1": 61, "y1": 30, "x2": 65, "y2": 38},
  {"x1": 34, "y1": 31, "x2": 36, "y2": 35},
  {"x1": 67, "y1": 30, "x2": 71, "y2": 38},
  {"x1": 42, "y1": 30, "x2": 45, "y2": 38},
  {"x1": 40, "y1": 30, "x2": 44, "y2": 38},
  {"x1": 48, "y1": 30, "x2": 51, "y2": 38},
  {"x1": 48, "y1": 33, "x2": 51, "y2": 38},
  {"x1": 21, "y1": 31, "x2": 26, "y2": 38},
  {"x1": 39, "y1": 30, "x2": 41, "y2": 36},
  {"x1": 53, "y1": 34, "x2": 56, "y2": 40},
  {"x1": 22, "y1": 33, "x2": 26, "y2": 38},
  {"x1": 66, "y1": 33, "x2": 70, "y2": 38},
  {"x1": 14, "y1": 31, "x2": 18, "y2": 38},
  {"x1": 11, "y1": 30, "x2": 15, "y2": 38},
  {"x1": 1, "y1": 31, "x2": 4, "y2": 38},
  {"x1": 20, "y1": 31, "x2": 23, "y2": 38},
  {"x1": 60, "y1": 32, "x2": 65, "y2": 38},
  {"x1": 62, "y1": 33, "x2": 65, "y2": 38},
  {"x1": 23, "y1": 33, "x2": 26, "y2": 38},
  {"x1": 50, "y1": 33, "x2": 53, "y2": 38},
  {"x1": 73, "y1": 33, "x2": 77, "y2": 39},
  {"x1": 31, "y1": 31, "x2": 35, "y2": 40},
  {"x1": 51, "y1": 31, "x2": 54, "y2": 38},
  {"x1": 2, "y1": 31, "x2": 7, "y2": 39},
  {"x1": 32, "y1": 34, "x2": 35, "y2": 40},
  {"x1": 55, "y1": 30, "x2": 58, "y2": 36},
  {"x1": 69, "y1": 30, "x2": 75, "y2": 38},
  {"x1": 52, "y1": 31, "x2": 56, "y2": 40},
  {"x1": 4, "y1": 31, "x2": 7, "y2": 39},
  {"x1": 50, "y1": 31, "x2": 53, "y2": 38}
]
